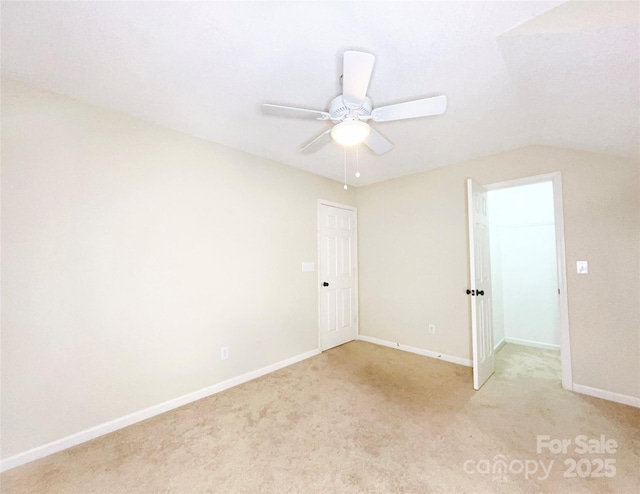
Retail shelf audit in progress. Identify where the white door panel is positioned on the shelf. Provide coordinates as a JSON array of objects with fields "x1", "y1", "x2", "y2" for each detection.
[
  {"x1": 467, "y1": 179, "x2": 495, "y2": 390},
  {"x1": 319, "y1": 203, "x2": 357, "y2": 350}
]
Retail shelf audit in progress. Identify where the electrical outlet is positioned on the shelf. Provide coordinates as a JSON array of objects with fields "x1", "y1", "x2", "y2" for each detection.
[
  {"x1": 428, "y1": 324, "x2": 436, "y2": 335},
  {"x1": 220, "y1": 346, "x2": 229, "y2": 360}
]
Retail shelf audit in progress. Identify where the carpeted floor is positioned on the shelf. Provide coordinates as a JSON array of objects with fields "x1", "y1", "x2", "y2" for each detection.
[{"x1": 2, "y1": 341, "x2": 639, "y2": 493}]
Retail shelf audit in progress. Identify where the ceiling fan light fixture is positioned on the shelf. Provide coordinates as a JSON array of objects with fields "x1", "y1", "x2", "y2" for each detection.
[{"x1": 331, "y1": 119, "x2": 370, "y2": 147}]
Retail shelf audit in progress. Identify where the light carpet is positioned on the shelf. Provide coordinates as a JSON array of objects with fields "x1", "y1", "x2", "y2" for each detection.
[{"x1": 2, "y1": 342, "x2": 639, "y2": 493}]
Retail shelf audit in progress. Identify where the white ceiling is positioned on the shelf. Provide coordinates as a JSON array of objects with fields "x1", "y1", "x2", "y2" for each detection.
[{"x1": 2, "y1": 1, "x2": 638, "y2": 186}]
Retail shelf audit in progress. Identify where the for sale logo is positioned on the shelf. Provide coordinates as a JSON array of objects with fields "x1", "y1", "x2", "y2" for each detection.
[
  {"x1": 537, "y1": 435, "x2": 617, "y2": 479},
  {"x1": 536, "y1": 434, "x2": 618, "y2": 454},
  {"x1": 463, "y1": 455, "x2": 554, "y2": 482},
  {"x1": 463, "y1": 434, "x2": 618, "y2": 483}
]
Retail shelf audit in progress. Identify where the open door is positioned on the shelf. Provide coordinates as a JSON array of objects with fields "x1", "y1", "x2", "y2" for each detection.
[{"x1": 467, "y1": 178, "x2": 495, "y2": 389}]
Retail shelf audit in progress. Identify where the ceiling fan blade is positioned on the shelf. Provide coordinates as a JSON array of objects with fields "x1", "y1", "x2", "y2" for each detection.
[
  {"x1": 371, "y1": 95, "x2": 447, "y2": 122},
  {"x1": 364, "y1": 128, "x2": 393, "y2": 155},
  {"x1": 301, "y1": 129, "x2": 332, "y2": 153},
  {"x1": 262, "y1": 103, "x2": 330, "y2": 120},
  {"x1": 342, "y1": 51, "x2": 375, "y2": 109}
]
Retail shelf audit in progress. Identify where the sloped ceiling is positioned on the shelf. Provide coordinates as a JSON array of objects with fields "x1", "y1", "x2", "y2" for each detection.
[{"x1": 2, "y1": 1, "x2": 638, "y2": 186}]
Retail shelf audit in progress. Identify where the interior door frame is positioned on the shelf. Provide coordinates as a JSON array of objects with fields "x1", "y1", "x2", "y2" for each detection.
[
  {"x1": 484, "y1": 172, "x2": 572, "y2": 390},
  {"x1": 317, "y1": 200, "x2": 359, "y2": 351}
]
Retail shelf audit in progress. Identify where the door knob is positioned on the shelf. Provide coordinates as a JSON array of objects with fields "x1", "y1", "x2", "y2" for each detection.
[
  {"x1": 323, "y1": 282, "x2": 329, "y2": 287},
  {"x1": 466, "y1": 289, "x2": 475, "y2": 296},
  {"x1": 477, "y1": 290, "x2": 485, "y2": 296}
]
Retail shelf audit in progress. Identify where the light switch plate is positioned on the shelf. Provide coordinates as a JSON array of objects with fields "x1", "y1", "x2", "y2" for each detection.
[
  {"x1": 302, "y1": 262, "x2": 315, "y2": 272},
  {"x1": 576, "y1": 261, "x2": 588, "y2": 274}
]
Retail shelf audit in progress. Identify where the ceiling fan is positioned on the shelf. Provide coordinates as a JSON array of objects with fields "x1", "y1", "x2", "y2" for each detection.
[{"x1": 262, "y1": 51, "x2": 447, "y2": 155}]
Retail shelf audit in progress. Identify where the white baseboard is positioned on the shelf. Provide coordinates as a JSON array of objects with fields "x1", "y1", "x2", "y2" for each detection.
[
  {"x1": 357, "y1": 334, "x2": 472, "y2": 367},
  {"x1": 505, "y1": 337, "x2": 560, "y2": 350},
  {"x1": 572, "y1": 383, "x2": 640, "y2": 408},
  {"x1": 0, "y1": 348, "x2": 321, "y2": 472},
  {"x1": 494, "y1": 338, "x2": 506, "y2": 351}
]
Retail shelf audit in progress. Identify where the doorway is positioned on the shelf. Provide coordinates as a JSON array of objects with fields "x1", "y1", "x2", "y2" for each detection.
[
  {"x1": 488, "y1": 180, "x2": 563, "y2": 385},
  {"x1": 488, "y1": 181, "x2": 560, "y2": 351},
  {"x1": 469, "y1": 172, "x2": 572, "y2": 390}
]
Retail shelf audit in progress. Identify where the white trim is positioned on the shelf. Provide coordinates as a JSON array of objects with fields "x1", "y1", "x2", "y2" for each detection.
[
  {"x1": 504, "y1": 337, "x2": 560, "y2": 351},
  {"x1": 317, "y1": 199, "x2": 357, "y2": 212},
  {"x1": 494, "y1": 338, "x2": 506, "y2": 351},
  {"x1": 483, "y1": 172, "x2": 559, "y2": 191},
  {"x1": 484, "y1": 172, "x2": 573, "y2": 391},
  {"x1": 317, "y1": 200, "x2": 358, "y2": 351},
  {"x1": 552, "y1": 173, "x2": 573, "y2": 390},
  {"x1": 357, "y1": 334, "x2": 472, "y2": 367},
  {"x1": 572, "y1": 383, "x2": 640, "y2": 408},
  {"x1": 0, "y1": 348, "x2": 321, "y2": 472}
]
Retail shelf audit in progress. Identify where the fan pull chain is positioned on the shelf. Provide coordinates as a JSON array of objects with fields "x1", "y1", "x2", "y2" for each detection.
[
  {"x1": 343, "y1": 147, "x2": 348, "y2": 190},
  {"x1": 355, "y1": 145, "x2": 361, "y2": 178}
]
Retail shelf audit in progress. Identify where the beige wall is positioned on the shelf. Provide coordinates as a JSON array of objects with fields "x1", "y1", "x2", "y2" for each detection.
[
  {"x1": 0, "y1": 79, "x2": 356, "y2": 459},
  {"x1": 357, "y1": 146, "x2": 639, "y2": 399}
]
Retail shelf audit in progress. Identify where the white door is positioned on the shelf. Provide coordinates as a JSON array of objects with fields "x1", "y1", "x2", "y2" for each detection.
[
  {"x1": 467, "y1": 179, "x2": 495, "y2": 389},
  {"x1": 319, "y1": 203, "x2": 358, "y2": 350}
]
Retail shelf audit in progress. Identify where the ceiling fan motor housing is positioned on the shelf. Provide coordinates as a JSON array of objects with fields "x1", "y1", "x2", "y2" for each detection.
[{"x1": 329, "y1": 95, "x2": 372, "y2": 122}]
